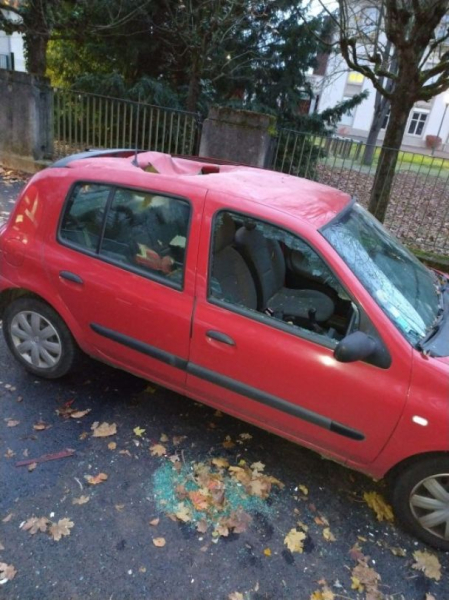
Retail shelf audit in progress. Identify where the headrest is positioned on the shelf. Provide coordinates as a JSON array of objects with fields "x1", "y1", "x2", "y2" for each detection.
[{"x1": 214, "y1": 213, "x2": 235, "y2": 253}]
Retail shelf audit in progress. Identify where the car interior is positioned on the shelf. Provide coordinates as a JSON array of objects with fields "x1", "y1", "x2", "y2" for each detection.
[{"x1": 210, "y1": 212, "x2": 356, "y2": 342}]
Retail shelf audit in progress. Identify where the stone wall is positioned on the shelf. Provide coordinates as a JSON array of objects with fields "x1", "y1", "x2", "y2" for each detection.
[
  {"x1": 0, "y1": 70, "x2": 53, "y2": 170},
  {"x1": 199, "y1": 106, "x2": 276, "y2": 168}
]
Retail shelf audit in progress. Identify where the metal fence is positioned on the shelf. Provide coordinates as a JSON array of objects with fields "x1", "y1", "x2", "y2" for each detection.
[
  {"x1": 53, "y1": 88, "x2": 201, "y2": 159},
  {"x1": 272, "y1": 129, "x2": 449, "y2": 255}
]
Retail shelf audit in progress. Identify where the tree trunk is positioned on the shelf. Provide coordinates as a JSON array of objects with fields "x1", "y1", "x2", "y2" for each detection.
[
  {"x1": 362, "y1": 95, "x2": 390, "y2": 166},
  {"x1": 368, "y1": 95, "x2": 414, "y2": 222},
  {"x1": 186, "y1": 57, "x2": 201, "y2": 113},
  {"x1": 24, "y1": 33, "x2": 49, "y2": 75}
]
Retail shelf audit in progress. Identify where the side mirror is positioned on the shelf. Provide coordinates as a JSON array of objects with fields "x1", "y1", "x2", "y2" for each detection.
[{"x1": 334, "y1": 331, "x2": 377, "y2": 363}]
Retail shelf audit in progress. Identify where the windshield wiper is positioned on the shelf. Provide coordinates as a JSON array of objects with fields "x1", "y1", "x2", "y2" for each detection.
[{"x1": 417, "y1": 288, "x2": 447, "y2": 352}]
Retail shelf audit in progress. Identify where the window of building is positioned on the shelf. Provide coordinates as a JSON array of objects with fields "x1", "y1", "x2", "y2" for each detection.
[
  {"x1": 347, "y1": 72, "x2": 364, "y2": 85},
  {"x1": 381, "y1": 109, "x2": 390, "y2": 130},
  {"x1": 407, "y1": 111, "x2": 429, "y2": 136}
]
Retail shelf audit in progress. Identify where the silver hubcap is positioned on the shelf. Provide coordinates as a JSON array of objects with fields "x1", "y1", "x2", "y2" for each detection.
[
  {"x1": 10, "y1": 311, "x2": 62, "y2": 369},
  {"x1": 410, "y1": 473, "x2": 449, "y2": 541}
]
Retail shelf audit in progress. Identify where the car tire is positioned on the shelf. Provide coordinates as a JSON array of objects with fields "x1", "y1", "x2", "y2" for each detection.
[
  {"x1": 3, "y1": 297, "x2": 79, "y2": 379},
  {"x1": 389, "y1": 456, "x2": 449, "y2": 551}
]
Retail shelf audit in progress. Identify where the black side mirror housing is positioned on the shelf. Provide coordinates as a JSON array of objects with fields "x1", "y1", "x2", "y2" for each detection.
[{"x1": 334, "y1": 331, "x2": 377, "y2": 363}]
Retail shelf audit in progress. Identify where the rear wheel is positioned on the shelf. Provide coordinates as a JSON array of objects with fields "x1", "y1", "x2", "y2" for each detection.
[
  {"x1": 390, "y1": 456, "x2": 449, "y2": 551},
  {"x1": 3, "y1": 297, "x2": 78, "y2": 379}
]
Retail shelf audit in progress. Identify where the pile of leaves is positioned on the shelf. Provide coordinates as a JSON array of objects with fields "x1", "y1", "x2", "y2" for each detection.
[{"x1": 153, "y1": 458, "x2": 283, "y2": 539}]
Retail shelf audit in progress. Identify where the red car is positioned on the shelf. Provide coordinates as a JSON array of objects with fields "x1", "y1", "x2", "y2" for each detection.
[{"x1": 1, "y1": 150, "x2": 448, "y2": 549}]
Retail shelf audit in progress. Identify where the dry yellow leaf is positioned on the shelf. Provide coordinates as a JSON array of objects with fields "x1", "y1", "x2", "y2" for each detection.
[
  {"x1": 115, "y1": 504, "x2": 125, "y2": 512},
  {"x1": 175, "y1": 502, "x2": 192, "y2": 523},
  {"x1": 150, "y1": 443, "x2": 166, "y2": 457},
  {"x1": 223, "y1": 436, "x2": 235, "y2": 449},
  {"x1": 4, "y1": 449, "x2": 15, "y2": 458},
  {"x1": 85, "y1": 472, "x2": 108, "y2": 485},
  {"x1": 2, "y1": 513, "x2": 13, "y2": 523},
  {"x1": 153, "y1": 537, "x2": 166, "y2": 547},
  {"x1": 0, "y1": 562, "x2": 17, "y2": 582},
  {"x1": 160, "y1": 433, "x2": 169, "y2": 442},
  {"x1": 212, "y1": 457, "x2": 229, "y2": 469},
  {"x1": 92, "y1": 422, "x2": 117, "y2": 437},
  {"x1": 263, "y1": 548, "x2": 272, "y2": 556},
  {"x1": 70, "y1": 409, "x2": 91, "y2": 419},
  {"x1": 6, "y1": 420, "x2": 19, "y2": 427},
  {"x1": 133, "y1": 426, "x2": 146, "y2": 437},
  {"x1": 49, "y1": 518, "x2": 74, "y2": 541},
  {"x1": 28, "y1": 462, "x2": 37, "y2": 472},
  {"x1": 23, "y1": 517, "x2": 49, "y2": 534},
  {"x1": 412, "y1": 550, "x2": 441, "y2": 581},
  {"x1": 228, "y1": 593, "x2": 243, "y2": 600},
  {"x1": 33, "y1": 422, "x2": 49, "y2": 430},
  {"x1": 149, "y1": 518, "x2": 160, "y2": 526},
  {"x1": 322, "y1": 527, "x2": 336, "y2": 542},
  {"x1": 310, "y1": 588, "x2": 335, "y2": 600},
  {"x1": 108, "y1": 442, "x2": 117, "y2": 450},
  {"x1": 239, "y1": 433, "x2": 252, "y2": 440},
  {"x1": 298, "y1": 484, "x2": 309, "y2": 495},
  {"x1": 250, "y1": 461, "x2": 265, "y2": 472},
  {"x1": 72, "y1": 495, "x2": 90, "y2": 505},
  {"x1": 284, "y1": 528, "x2": 306, "y2": 553},
  {"x1": 363, "y1": 491, "x2": 394, "y2": 522}
]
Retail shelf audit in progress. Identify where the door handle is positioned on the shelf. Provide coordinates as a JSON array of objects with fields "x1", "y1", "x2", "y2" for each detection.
[
  {"x1": 59, "y1": 271, "x2": 84, "y2": 284},
  {"x1": 206, "y1": 330, "x2": 235, "y2": 346}
]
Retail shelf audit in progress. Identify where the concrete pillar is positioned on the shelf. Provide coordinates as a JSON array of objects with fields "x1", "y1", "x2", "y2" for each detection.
[
  {"x1": 0, "y1": 70, "x2": 53, "y2": 171},
  {"x1": 199, "y1": 106, "x2": 276, "y2": 168}
]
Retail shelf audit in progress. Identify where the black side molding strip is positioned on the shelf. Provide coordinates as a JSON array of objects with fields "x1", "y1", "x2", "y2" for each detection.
[
  {"x1": 91, "y1": 323, "x2": 364, "y2": 441},
  {"x1": 90, "y1": 323, "x2": 188, "y2": 370},
  {"x1": 187, "y1": 363, "x2": 364, "y2": 441}
]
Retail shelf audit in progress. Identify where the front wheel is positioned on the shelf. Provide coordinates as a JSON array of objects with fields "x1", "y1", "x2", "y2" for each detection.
[
  {"x1": 3, "y1": 297, "x2": 78, "y2": 379},
  {"x1": 390, "y1": 456, "x2": 449, "y2": 551}
]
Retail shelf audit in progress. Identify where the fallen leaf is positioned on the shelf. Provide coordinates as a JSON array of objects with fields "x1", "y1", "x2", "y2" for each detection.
[
  {"x1": 4, "y1": 449, "x2": 15, "y2": 459},
  {"x1": 144, "y1": 384, "x2": 157, "y2": 394},
  {"x1": 239, "y1": 433, "x2": 252, "y2": 440},
  {"x1": 72, "y1": 495, "x2": 90, "y2": 505},
  {"x1": 153, "y1": 537, "x2": 166, "y2": 547},
  {"x1": 28, "y1": 462, "x2": 37, "y2": 472},
  {"x1": 70, "y1": 409, "x2": 91, "y2": 419},
  {"x1": 0, "y1": 562, "x2": 16, "y2": 582},
  {"x1": 149, "y1": 518, "x2": 160, "y2": 526},
  {"x1": 349, "y1": 542, "x2": 365, "y2": 562},
  {"x1": 107, "y1": 442, "x2": 117, "y2": 450},
  {"x1": 214, "y1": 410, "x2": 223, "y2": 418},
  {"x1": 139, "y1": 567, "x2": 147, "y2": 573},
  {"x1": 250, "y1": 461, "x2": 265, "y2": 472},
  {"x1": 49, "y1": 518, "x2": 74, "y2": 541},
  {"x1": 310, "y1": 588, "x2": 335, "y2": 600},
  {"x1": 85, "y1": 473, "x2": 108, "y2": 485},
  {"x1": 263, "y1": 547, "x2": 272, "y2": 556},
  {"x1": 298, "y1": 484, "x2": 309, "y2": 495},
  {"x1": 115, "y1": 504, "x2": 125, "y2": 512},
  {"x1": 33, "y1": 422, "x2": 49, "y2": 431},
  {"x1": 92, "y1": 422, "x2": 117, "y2": 437},
  {"x1": 322, "y1": 527, "x2": 336, "y2": 542},
  {"x1": 22, "y1": 517, "x2": 49, "y2": 534},
  {"x1": 212, "y1": 457, "x2": 229, "y2": 469},
  {"x1": 160, "y1": 433, "x2": 169, "y2": 442},
  {"x1": 175, "y1": 502, "x2": 192, "y2": 523},
  {"x1": 172, "y1": 435, "x2": 186, "y2": 445},
  {"x1": 228, "y1": 593, "x2": 243, "y2": 600},
  {"x1": 412, "y1": 550, "x2": 441, "y2": 581},
  {"x1": 196, "y1": 519, "x2": 208, "y2": 533},
  {"x1": 6, "y1": 420, "x2": 19, "y2": 427},
  {"x1": 133, "y1": 426, "x2": 146, "y2": 437},
  {"x1": 119, "y1": 449, "x2": 132, "y2": 457},
  {"x1": 284, "y1": 528, "x2": 306, "y2": 553},
  {"x1": 2, "y1": 514, "x2": 13, "y2": 523},
  {"x1": 363, "y1": 491, "x2": 394, "y2": 522},
  {"x1": 188, "y1": 490, "x2": 210, "y2": 511},
  {"x1": 79, "y1": 432, "x2": 89, "y2": 440},
  {"x1": 150, "y1": 444, "x2": 166, "y2": 457},
  {"x1": 351, "y1": 560, "x2": 381, "y2": 597},
  {"x1": 222, "y1": 436, "x2": 235, "y2": 449}
]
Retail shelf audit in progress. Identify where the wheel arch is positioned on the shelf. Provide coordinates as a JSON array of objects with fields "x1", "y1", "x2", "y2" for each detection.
[{"x1": 385, "y1": 451, "x2": 449, "y2": 485}]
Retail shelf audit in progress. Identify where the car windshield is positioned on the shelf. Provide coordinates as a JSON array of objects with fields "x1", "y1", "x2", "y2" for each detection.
[{"x1": 321, "y1": 203, "x2": 441, "y2": 345}]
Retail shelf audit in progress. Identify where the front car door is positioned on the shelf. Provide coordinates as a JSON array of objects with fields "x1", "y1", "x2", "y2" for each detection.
[{"x1": 186, "y1": 194, "x2": 412, "y2": 467}]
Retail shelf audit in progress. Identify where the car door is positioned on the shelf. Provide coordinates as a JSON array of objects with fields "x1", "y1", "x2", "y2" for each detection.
[
  {"x1": 44, "y1": 181, "x2": 204, "y2": 391},
  {"x1": 186, "y1": 196, "x2": 412, "y2": 465}
]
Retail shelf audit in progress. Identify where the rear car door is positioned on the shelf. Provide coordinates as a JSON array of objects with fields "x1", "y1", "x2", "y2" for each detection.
[
  {"x1": 44, "y1": 181, "x2": 204, "y2": 391},
  {"x1": 186, "y1": 196, "x2": 411, "y2": 465}
]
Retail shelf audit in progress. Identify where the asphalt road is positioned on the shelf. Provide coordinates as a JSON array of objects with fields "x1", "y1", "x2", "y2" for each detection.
[{"x1": 0, "y1": 173, "x2": 448, "y2": 600}]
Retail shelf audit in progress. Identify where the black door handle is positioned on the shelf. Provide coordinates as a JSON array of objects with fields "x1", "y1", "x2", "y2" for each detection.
[
  {"x1": 206, "y1": 330, "x2": 235, "y2": 346},
  {"x1": 59, "y1": 271, "x2": 84, "y2": 284}
]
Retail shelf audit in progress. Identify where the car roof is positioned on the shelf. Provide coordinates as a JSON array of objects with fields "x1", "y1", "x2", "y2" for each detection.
[{"x1": 53, "y1": 150, "x2": 351, "y2": 229}]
